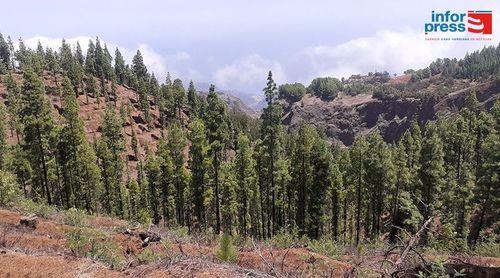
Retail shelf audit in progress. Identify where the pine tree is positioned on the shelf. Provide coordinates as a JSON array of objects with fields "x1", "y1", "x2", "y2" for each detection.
[
  {"x1": 20, "y1": 67, "x2": 55, "y2": 204},
  {"x1": 149, "y1": 73, "x2": 160, "y2": 106},
  {"x1": 167, "y1": 122, "x2": 189, "y2": 226},
  {"x1": 188, "y1": 119, "x2": 209, "y2": 230},
  {"x1": 291, "y1": 123, "x2": 315, "y2": 235},
  {"x1": 59, "y1": 39, "x2": 73, "y2": 73},
  {"x1": 308, "y1": 132, "x2": 331, "y2": 239},
  {"x1": 0, "y1": 103, "x2": 7, "y2": 169},
  {"x1": 389, "y1": 142, "x2": 422, "y2": 242},
  {"x1": 58, "y1": 39, "x2": 84, "y2": 93},
  {"x1": 156, "y1": 135, "x2": 175, "y2": 226},
  {"x1": 15, "y1": 38, "x2": 29, "y2": 69},
  {"x1": 128, "y1": 179, "x2": 141, "y2": 221},
  {"x1": 145, "y1": 150, "x2": 161, "y2": 225},
  {"x1": 58, "y1": 76, "x2": 101, "y2": 210},
  {"x1": 172, "y1": 78, "x2": 185, "y2": 120},
  {"x1": 94, "y1": 38, "x2": 105, "y2": 78},
  {"x1": 328, "y1": 148, "x2": 343, "y2": 240},
  {"x1": 234, "y1": 133, "x2": 257, "y2": 237},
  {"x1": 220, "y1": 162, "x2": 238, "y2": 233},
  {"x1": 45, "y1": 48, "x2": 59, "y2": 86},
  {"x1": 137, "y1": 79, "x2": 151, "y2": 124},
  {"x1": 132, "y1": 50, "x2": 147, "y2": 81},
  {"x1": 364, "y1": 132, "x2": 394, "y2": 238},
  {"x1": 35, "y1": 41, "x2": 46, "y2": 71},
  {"x1": 204, "y1": 85, "x2": 230, "y2": 233},
  {"x1": 97, "y1": 106, "x2": 125, "y2": 216},
  {"x1": 75, "y1": 42, "x2": 84, "y2": 66},
  {"x1": 4, "y1": 73, "x2": 23, "y2": 144},
  {"x1": 443, "y1": 115, "x2": 475, "y2": 241},
  {"x1": 418, "y1": 123, "x2": 446, "y2": 243},
  {"x1": 350, "y1": 135, "x2": 368, "y2": 245},
  {"x1": 102, "y1": 44, "x2": 114, "y2": 80},
  {"x1": 85, "y1": 76, "x2": 97, "y2": 104},
  {"x1": 85, "y1": 40, "x2": 96, "y2": 75},
  {"x1": 0, "y1": 33, "x2": 10, "y2": 69},
  {"x1": 260, "y1": 71, "x2": 284, "y2": 236},
  {"x1": 114, "y1": 48, "x2": 126, "y2": 84},
  {"x1": 159, "y1": 73, "x2": 175, "y2": 125},
  {"x1": 470, "y1": 103, "x2": 498, "y2": 244},
  {"x1": 187, "y1": 81, "x2": 199, "y2": 116},
  {"x1": 6, "y1": 36, "x2": 15, "y2": 70},
  {"x1": 472, "y1": 131, "x2": 499, "y2": 244}
]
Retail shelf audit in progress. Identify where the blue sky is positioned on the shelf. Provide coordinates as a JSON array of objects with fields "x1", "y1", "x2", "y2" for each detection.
[{"x1": 1, "y1": 0, "x2": 498, "y2": 101}]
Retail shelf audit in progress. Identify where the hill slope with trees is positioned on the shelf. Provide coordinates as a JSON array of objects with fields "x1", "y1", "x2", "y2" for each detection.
[{"x1": 0, "y1": 34, "x2": 499, "y2": 277}]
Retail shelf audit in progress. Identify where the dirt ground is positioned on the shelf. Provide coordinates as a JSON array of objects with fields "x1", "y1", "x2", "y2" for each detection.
[{"x1": 0, "y1": 208, "x2": 355, "y2": 277}]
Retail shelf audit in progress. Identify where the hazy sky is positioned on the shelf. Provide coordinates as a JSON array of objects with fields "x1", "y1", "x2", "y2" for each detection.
[{"x1": 1, "y1": 0, "x2": 498, "y2": 100}]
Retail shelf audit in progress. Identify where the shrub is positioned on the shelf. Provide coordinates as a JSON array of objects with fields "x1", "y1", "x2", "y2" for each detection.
[
  {"x1": 17, "y1": 198, "x2": 56, "y2": 218},
  {"x1": 268, "y1": 230, "x2": 299, "y2": 249},
  {"x1": 417, "y1": 260, "x2": 466, "y2": 278},
  {"x1": 64, "y1": 207, "x2": 87, "y2": 227},
  {"x1": 216, "y1": 233, "x2": 238, "y2": 262},
  {"x1": 308, "y1": 77, "x2": 343, "y2": 100},
  {"x1": 90, "y1": 240, "x2": 124, "y2": 267},
  {"x1": 66, "y1": 227, "x2": 123, "y2": 267},
  {"x1": 474, "y1": 235, "x2": 500, "y2": 257},
  {"x1": 66, "y1": 228, "x2": 91, "y2": 256},
  {"x1": 307, "y1": 236, "x2": 345, "y2": 259},
  {"x1": 279, "y1": 83, "x2": 306, "y2": 102},
  {"x1": 0, "y1": 170, "x2": 21, "y2": 206},
  {"x1": 137, "y1": 248, "x2": 164, "y2": 264},
  {"x1": 137, "y1": 208, "x2": 151, "y2": 224},
  {"x1": 165, "y1": 226, "x2": 190, "y2": 243}
]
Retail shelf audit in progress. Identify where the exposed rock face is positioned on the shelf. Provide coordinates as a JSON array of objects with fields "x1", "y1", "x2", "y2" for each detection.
[{"x1": 283, "y1": 80, "x2": 500, "y2": 146}]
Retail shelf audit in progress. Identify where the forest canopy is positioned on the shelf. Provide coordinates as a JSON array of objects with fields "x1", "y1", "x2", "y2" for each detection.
[{"x1": 0, "y1": 34, "x2": 498, "y2": 254}]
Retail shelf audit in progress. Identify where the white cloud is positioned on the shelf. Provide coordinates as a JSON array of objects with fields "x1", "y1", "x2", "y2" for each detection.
[
  {"x1": 213, "y1": 54, "x2": 286, "y2": 93},
  {"x1": 300, "y1": 28, "x2": 499, "y2": 81}
]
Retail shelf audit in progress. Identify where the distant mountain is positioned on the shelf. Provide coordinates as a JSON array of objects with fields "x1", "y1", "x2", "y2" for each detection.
[
  {"x1": 193, "y1": 82, "x2": 260, "y2": 118},
  {"x1": 278, "y1": 45, "x2": 500, "y2": 145}
]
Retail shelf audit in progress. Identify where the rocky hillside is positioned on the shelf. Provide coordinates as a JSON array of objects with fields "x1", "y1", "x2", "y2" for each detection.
[
  {"x1": 282, "y1": 75, "x2": 500, "y2": 146},
  {"x1": 0, "y1": 71, "x2": 254, "y2": 179}
]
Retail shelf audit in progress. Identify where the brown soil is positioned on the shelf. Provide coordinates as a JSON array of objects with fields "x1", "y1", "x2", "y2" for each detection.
[
  {"x1": 0, "y1": 208, "x2": 355, "y2": 277},
  {"x1": 0, "y1": 251, "x2": 123, "y2": 278},
  {"x1": 238, "y1": 247, "x2": 352, "y2": 277}
]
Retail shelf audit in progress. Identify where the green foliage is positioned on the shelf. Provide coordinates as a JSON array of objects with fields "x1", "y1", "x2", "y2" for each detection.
[
  {"x1": 66, "y1": 227, "x2": 124, "y2": 267},
  {"x1": 137, "y1": 208, "x2": 152, "y2": 224},
  {"x1": 308, "y1": 77, "x2": 343, "y2": 100},
  {"x1": 0, "y1": 103, "x2": 7, "y2": 168},
  {"x1": 17, "y1": 198, "x2": 57, "y2": 218},
  {"x1": 268, "y1": 230, "x2": 300, "y2": 249},
  {"x1": 1, "y1": 35, "x2": 499, "y2": 254},
  {"x1": 474, "y1": 235, "x2": 500, "y2": 258},
  {"x1": 411, "y1": 44, "x2": 500, "y2": 81},
  {"x1": 66, "y1": 228, "x2": 91, "y2": 256},
  {"x1": 307, "y1": 236, "x2": 345, "y2": 259},
  {"x1": 89, "y1": 239, "x2": 124, "y2": 267},
  {"x1": 64, "y1": 207, "x2": 87, "y2": 227},
  {"x1": 0, "y1": 170, "x2": 21, "y2": 206},
  {"x1": 132, "y1": 50, "x2": 147, "y2": 80},
  {"x1": 216, "y1": 233, "x2": 238, "y2": 262},
  {"x1": 278, "y1": 82, "x2": 306, "y2": 102},
  {"x1": 137, "y1": 248, "x2": 164, "y2": 264},
  {"x1": 417, "y1": 259, "x2": 465, "y2": 278}
]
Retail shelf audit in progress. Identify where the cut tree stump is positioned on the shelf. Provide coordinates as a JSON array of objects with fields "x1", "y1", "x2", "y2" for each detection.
[{"x1": 20, "y1": 215, "x2": 38, "y2": 229}]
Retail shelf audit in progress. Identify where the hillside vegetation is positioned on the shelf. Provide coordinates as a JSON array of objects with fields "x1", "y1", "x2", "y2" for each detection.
[{"x1": 0, "y1": 34, "x2": 499, "y2": 277}]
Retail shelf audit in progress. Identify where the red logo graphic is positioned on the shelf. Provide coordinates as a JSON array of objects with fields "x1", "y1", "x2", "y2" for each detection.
[{"x1": 468, "y1": 11, "x2": 492, "y2": 34}]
